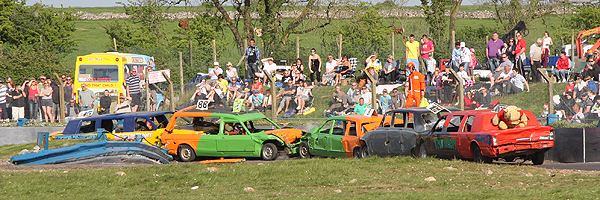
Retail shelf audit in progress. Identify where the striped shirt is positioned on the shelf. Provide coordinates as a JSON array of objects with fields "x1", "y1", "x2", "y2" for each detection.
[
  {"x1": 126, "y1": 75, "x2": 141, "y2": 95},
  {"x1": 0, "y1": 85, "x2": 6, "y2": 104}
]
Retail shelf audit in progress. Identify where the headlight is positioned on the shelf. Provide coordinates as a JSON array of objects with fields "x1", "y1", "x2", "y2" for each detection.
[
  {"x1": 492, "y1": 136, "x2": 498, "y2": 146},
  {"x1": 540, "y1": 130, "x2": 554, "y2": 140}
]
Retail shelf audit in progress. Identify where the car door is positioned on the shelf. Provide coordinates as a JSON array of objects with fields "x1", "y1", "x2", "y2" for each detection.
[
  {"x1": 433, "y1": 115, "x2": 463, "y2": 157},
  {"x1": 342, "y1": 121, "x2": 360, "y2": 157},
  {"x1": 311, "y1": 120, "x2": 334, "y2": 155},
  {"x1": 327, "y1": 120, "x2": 346, "y2": 157},
  {"x1": 195, "y1": 117, "x2": 221, "y2": 156},
  {"x1": 457, "y1": 115, "x2": 475, "y2": 157},
  {"x1": 425, "y1": 116, "x2": 447, "y2": 155},
  {"x1": 217, "y1": 121, "x2": 254, "y2": 153}
]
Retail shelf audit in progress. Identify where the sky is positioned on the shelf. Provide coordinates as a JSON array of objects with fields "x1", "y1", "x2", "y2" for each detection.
[{"x1": 27, "y1": 0, "x2": 474, "y2": 8}]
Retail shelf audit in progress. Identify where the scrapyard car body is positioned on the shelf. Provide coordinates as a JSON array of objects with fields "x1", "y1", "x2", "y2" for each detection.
[
  {"x1": 360, "y1": 107, "x2": 461, "y2": 157},
  {"x1": 49, "y1": 111, "x2": 173, "y2": 146},
  {"x1": 415, "y1": 109, "x2": 554, "y2": 165},
  {"x1": 300, "y1": 115, "x2": 383, "y2": 158},
  {"x1": 160, "y1": 106, "x2": 305, "y2": 161}
]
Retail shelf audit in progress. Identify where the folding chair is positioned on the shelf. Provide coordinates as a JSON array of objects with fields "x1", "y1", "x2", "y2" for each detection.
[{"x1": 344, "y1": 58, "x2": 358, "y2": 79}]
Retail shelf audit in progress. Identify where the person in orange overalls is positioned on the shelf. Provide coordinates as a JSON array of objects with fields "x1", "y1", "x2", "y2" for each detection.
[{"x1": 406, "y1": 62, "x2": 426, "y2": 108}]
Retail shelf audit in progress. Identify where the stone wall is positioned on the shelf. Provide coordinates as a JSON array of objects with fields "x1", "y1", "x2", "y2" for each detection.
[{"x1": 75, "y1": 7, "x2": 574, "y2": 20}]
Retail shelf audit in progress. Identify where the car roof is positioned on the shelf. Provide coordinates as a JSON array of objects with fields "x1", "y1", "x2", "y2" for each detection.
[
  {"x1": 327, "y1": 115, "x2": 383, "y2": 123},
  {"x1": 388, "y1": 107, "x2": 462, "y2": 115},
  {"x1": 173, "y1": 106, "x2": 269, "y2": 121},
  {"x1": 61, "y1": 111, "x2": 174, "y2": 135}
]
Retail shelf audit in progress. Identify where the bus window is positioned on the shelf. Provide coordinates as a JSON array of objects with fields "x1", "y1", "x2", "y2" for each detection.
[{"x1": 79, "y1": 65, "x2": 119, "y2": 82}]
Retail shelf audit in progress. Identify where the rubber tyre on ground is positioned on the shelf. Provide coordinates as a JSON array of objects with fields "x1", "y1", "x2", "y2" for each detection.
[
  {"x1": 261, "y1": 143, "x2": 278, "y2": 161},
  {"x1": 298, "y1": 141, "x2": 311, "y2": 159},
  {"x1": 472, "y1": 145, "x2": 492, "y2": 164},
  {"x1": 416, "y1": 143, "x2": 427, "y2": 159},
  {"x1": 353, "y1": 148, "x2": 361, "y2": 158},
  {"x1": 531, "y1": 151, "x2": 545, "y2": 165},
  {"x1": 360, "y1": 143, "x2": 370, "y2": 158},
  {"x1": 178, "y1": 145, "x2": 196, "y2": 162}
]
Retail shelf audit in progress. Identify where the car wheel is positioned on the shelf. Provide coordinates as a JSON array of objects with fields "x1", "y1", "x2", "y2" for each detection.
[
  {"x1": 353, "y1": 148, "x2": 361, "y2": 158},
  {"x1": 472, "y1": 145, "x2": 491, "y2": 164},
  {"x1": 360, "y1": 143, "x2": 370, "y2": 158},
  {"x1": 417, "y1": 143, "x2": 427, "y2": 159},
  {"x1": 531, "y1": 151, "x2": 545, "y2": 165},
  {"x1": 298, "y1": 141, "x2": 310, "y2": 159},
  {"x1": 178, "y1": 145, "x2": 196, "y2": 162},
  {"x1": 261, "y1": 143, "x2": 278, "y2": 161}
]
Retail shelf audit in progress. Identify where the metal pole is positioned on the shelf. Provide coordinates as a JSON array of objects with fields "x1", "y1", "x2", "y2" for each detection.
[
  {"x1": 583, "y1": 128, "x2": 586, "y2": 163},
  {"x1": 189, "y1": 40, "x2": 193, "y2": 69},
  {"x1": 145, "y1": 67, "x2": 150, "y2": 111},
  {"x1": 113, "y1": 38, "x2": 118, "y2": 51},
  {"x1": 538, "y1": 68, "x2": 554, "y2": 114},
  {"x1": 54, "y1": 73, "x2": 65, "y2": 121},
  {"x1": 338, "y1": 34, "x2": 343, "y2": 59},
  {"x1": 213, "y1": 40, "x2": 217, "y2": 62},
  {"x1": 180, "y1": 52, "x2": 184, "y2": 95},
  {"x1": 449, "y1": 69, "x2": 464, "y2": 110},
  {"x1": 162, "y1": 71, "x2": 175, "y2": 111}
]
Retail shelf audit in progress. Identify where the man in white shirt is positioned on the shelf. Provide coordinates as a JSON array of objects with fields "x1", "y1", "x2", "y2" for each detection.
[
  {"x1": 320, "y1": 54, "x2": 338, "y2": 86},
  {"x1": 261, "y1": 57, "x2": 277, "y2": 83}
]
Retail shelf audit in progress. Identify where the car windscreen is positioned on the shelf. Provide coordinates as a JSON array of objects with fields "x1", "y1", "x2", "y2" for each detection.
[
  {"x1": 78, "y1": 65, "x2": 119, "y2": 82},
  {"x1": 243, "y1": 118, "x2": 278, "y2": 134}
]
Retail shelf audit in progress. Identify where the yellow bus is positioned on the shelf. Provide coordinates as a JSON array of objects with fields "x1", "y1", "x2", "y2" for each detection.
[{"x1": 74, "y1": 52, "x2": 155, "y2": 103}]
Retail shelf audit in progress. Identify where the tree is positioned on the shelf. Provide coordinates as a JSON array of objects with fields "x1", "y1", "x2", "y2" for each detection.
[
  {"x1": 449, "y1": 0, "x2": 463, "y2": 50},
  {"x1": 476, "y1": 0, "x2": 572, "y2": 31},
  {"x1": 0, "y1": 1, "x2": 77, "y2": 79},
  {"x1": 419, "y1": 0, "x2": 448, "y2": 46}
]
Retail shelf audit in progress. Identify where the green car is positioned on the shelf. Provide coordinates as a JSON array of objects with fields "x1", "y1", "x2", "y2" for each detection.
[
  {"x1": 298, "y1": 115, "x2": 384, "y2": 159},
  {"x1": 161, "y1": 106, "x2": 306, "y2": 161}
]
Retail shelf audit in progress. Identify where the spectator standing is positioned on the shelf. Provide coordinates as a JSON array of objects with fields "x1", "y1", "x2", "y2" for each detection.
[
  {"x1": 529, "y1": 38, "x2": 543, "y2": 83},
  {"x1": 208, "y1": 62, "x2": 223, "y2": 80},
  {"x1": 320, "y1": 54, "x2": 337, "y2": 86},
  {"x1": 451, "y1": 41, "x2": 462, "y2": 72},
  {"x1": 99, "y1": 90, "x2": 112, "y2": 115},
  {"x1": 40, "y1": 81, "x2": 53, "y2": 122},
  {"x1": 244, "y1": 39, "x2": 261, "y2": 82},
  {"x1": 459, "y1": 42, "x2": 471, "y2": 72},
  {"x1": 503, "y1": 39, "x2": 516, "y2": 64},
  {"x1": 554, "y1": 52, "x2": 571, "y2": 83},
  {"x1": 406, "y1": 62, "x2": 425, "y2": 108},
  {"x1": 381, "y1": 55, "x2": 397, "y2": 84},
  {"x1": 78, "y1": 84, "x2": 96, "y2": 112},
  {"x1": 514, "y1": 32, "x2": 527, "y2": 75},
  {"x1": 308, "y1": 48, "x2": 322, "y2": 85},
  {"x1": 391, "y1": 88, "x2": 405, "y2": 109},
  {"x1": 442, "y1": 68, "x2": 456, "y2": 104},
  {"x1": 405, "y1": 34, "x2": 421, "y2": 72},
  {"x1": 378, "y1": 89, "x2": 392, "y2": 114},
  {"x1": 486, "y1": 32, "x2": 504, "y2": 72},
  {"x1": 26, "y1": 79, "x2": 40, "y2": 120},
  {"x1": 9, "y1": 84, "x2": 25, "y2": 121},
  {"x1": 542, "y1": 31, "x2": 554, "y2": 68},
  {"x1": 50, "y1": 78, "x2": 60, "y2": 122},
  {"x1": 432, "y1": 70, "x2": 443, "y2": 104},
  {"x1": 5, "y1": 77, "x2": 13, "y2": 119},
  {"x1": 421, "y1": 35, "x2": 435, "y2": 80},
  {"x1": 295, "y1": 58, "x2": 305, "y2": 74},
  {"x1": 126, "y1": 68, "x2": 142, "y2": 112},
  {"x1": 63, "y1": 77, "x2": 75, "y2": 116},
  {"x1": 0, "y1": 79, "x2": 7, "y2": 122}
]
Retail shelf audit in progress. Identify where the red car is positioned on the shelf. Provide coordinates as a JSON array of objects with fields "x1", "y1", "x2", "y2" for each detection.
[{"x1": 415, "y1": 109, "x2": 554, "y2": 165}]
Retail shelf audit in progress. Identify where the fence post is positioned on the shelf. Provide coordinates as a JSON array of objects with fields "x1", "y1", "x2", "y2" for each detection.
[
  {"x1": 449, "y1": 69, "x2": 464, "y2": 110},
  {"x1": 213, "y1": 40, "x2": 217, "y2": 62},
  {"x1": 53, "y1": 73, "x2": 65, "y2": 121},
  {"x1": 296, "y1": 36, "x2": 300, "y2": 59},
  {"x1": 162, "y1": 71, "x2": 175, "y2": 111},
  {"x1": 571, "y1": 29, "x2": 575, "y2": 58},
  {"x1": 364, "y1": 72, "x2": 377, "y2": 109},
  {"x1": 189, "y1": 40, "x2": 193, "y2": 69},
  {"x1": 145, "y1": 67, "x2": 151, "y2": 111},
  {"x1": 264, "y1": 71, "x2": 277, "y2": 120},
  {"x1": 538, "y1": 68, "x2": 554, "y2": 114},
  {"x1": 113, "y1": 38, "x2": 118, "y2": 51},
  {"x1": 180, "y1": 52, "x2": 184, "y2": 95},
  {"x1": 392, "y1": 34, "x2": 395, "y2": 59},
  {"x1": 338, "y1": 34, "x2": 343, "y2": 59}
]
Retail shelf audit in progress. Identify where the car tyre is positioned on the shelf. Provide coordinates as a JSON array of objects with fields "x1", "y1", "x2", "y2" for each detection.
[
  {"x1": 360, "y1": 143, "x2": 370, "y2": 158},
  {"x1": 531, "y1": 151, "x2": 545, "y2": 165},
  {"x1": 178, "y1": 145, "x2": 196, "y2": 162},
  {"x1": 353, "y1": 148, "x2": 361, "y2": 158},
  {"x1": 472, "y1": 145, "x2": 491, "y2": 164},
  {"x1": 298, "y1": 141, "x2": 311, "y2": 159},
  {"x1": 261, "y1": 143, "x2": 278, "y2": 161},
  {"x1": 416, "y1": 143, "x2": 427, "y2": 159}
]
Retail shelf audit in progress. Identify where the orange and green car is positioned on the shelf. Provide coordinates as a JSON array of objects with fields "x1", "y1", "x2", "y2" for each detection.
[
  {"x1": 297, "y1": 115, "x2": 384, "y2": 158},
  {"x1": 160, "y1": 106, "x2": 305, "y2": 161}
]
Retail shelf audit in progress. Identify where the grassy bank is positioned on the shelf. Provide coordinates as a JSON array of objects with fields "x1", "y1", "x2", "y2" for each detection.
[{"x1": 1, "y1": 156, "x2": 598, "y2": 199}]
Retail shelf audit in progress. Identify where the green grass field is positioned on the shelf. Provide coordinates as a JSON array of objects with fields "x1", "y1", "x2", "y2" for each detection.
[{"x1": 1, "y1": 155, "x2": 598, "y2": 199}]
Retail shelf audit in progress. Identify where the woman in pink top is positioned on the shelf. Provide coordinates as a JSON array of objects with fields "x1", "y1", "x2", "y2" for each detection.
[
  {"x1": 27, "y1": 79, "x2": 41, "y2": 121},
  {"x1": 553, "y1": 52, "x2": 571, "y2": 83}
]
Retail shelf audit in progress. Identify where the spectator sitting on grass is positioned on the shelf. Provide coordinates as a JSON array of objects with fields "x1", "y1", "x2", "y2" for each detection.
[
  {"x1": 585, "y1": 76, "x2": 598, "y2": 93},
  {"x1": 353, "y1": 97, "x2": 371, "y2": 115},
  {"x1": 276, "y1": 80, "x2": 296, "y2": 116},
  {"x1": 248, "y1": 90, "x2": 263, "y2": 111},
  {"x1": 294, "y1": 80, "x2": 313, "y2": 114},
  {"x1": 262, "y1": 90, "x2": 272, "y2": 112},
  {"x1": 226, "y1": 78, "x2": 242, "y2": 102},
  {"x1": 570, "y1": 104, "x2": 584, "y2": 124}
]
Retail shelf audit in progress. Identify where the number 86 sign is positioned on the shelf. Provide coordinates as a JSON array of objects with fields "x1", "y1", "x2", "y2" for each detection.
[{"x1": 196, "y1": 100, "x2": 210, "y2": 110}]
